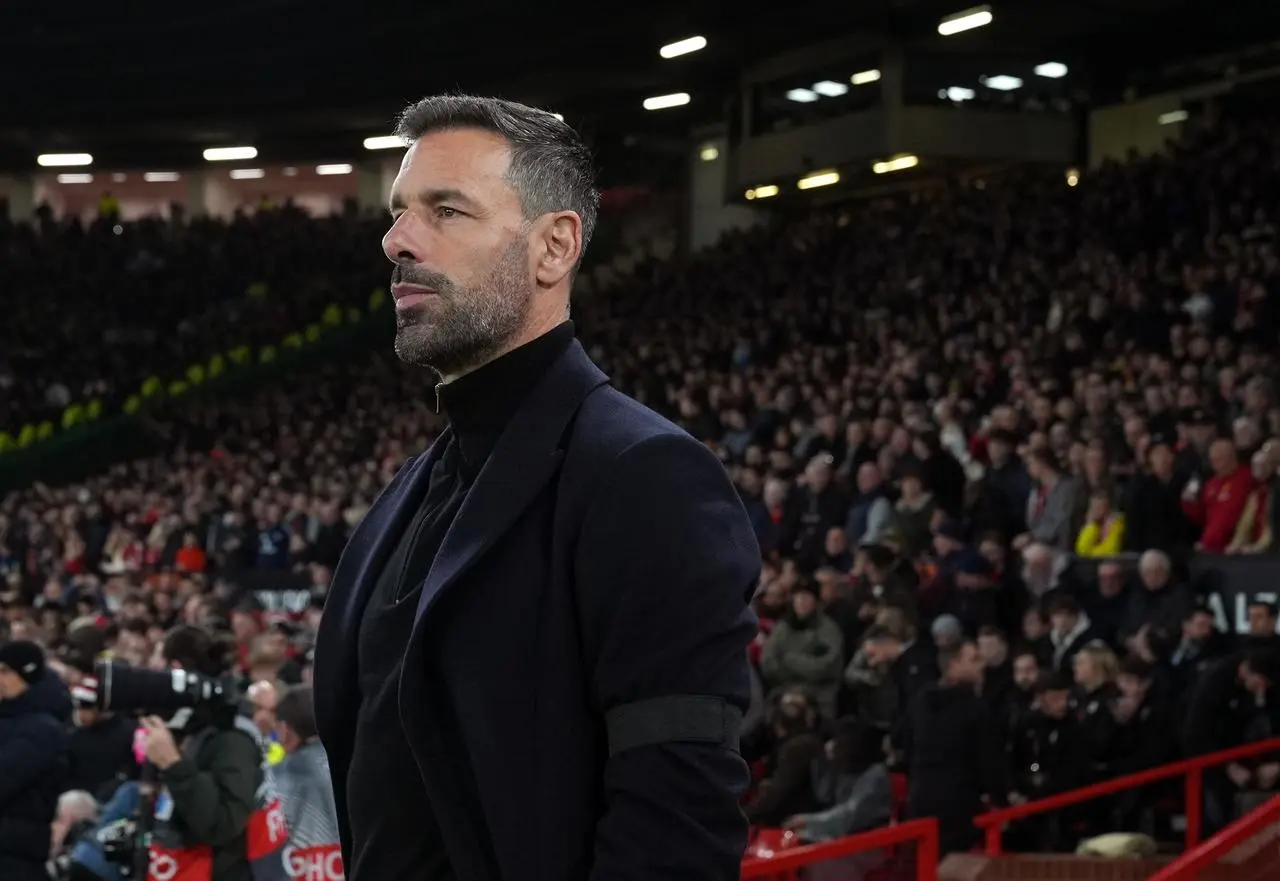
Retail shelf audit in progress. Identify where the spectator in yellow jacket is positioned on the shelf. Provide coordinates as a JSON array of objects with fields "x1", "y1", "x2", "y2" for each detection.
[{"x1": 1075, "y1": 487, "x2": 1126, "y2": 557}]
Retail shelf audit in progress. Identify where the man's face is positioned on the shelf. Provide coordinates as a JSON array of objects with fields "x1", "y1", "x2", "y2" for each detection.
[
  {"x1": 977, "y1": 634, "x2": 1006, "y2": 667},
  {"x1": 0, "y1": 667, "x2": 20, "y2": 700},
  {"x1": 1039, "y1": 689, "x2": 1070, "y2": 719},
  {"x1": 951, "y1": 643, "x2": 985, "y2": 685},
  {"x1": 1248, "y1": 605, "x2": 1277, "y2": 637},
  {"x1": 1184, "y1": 611, "x2": 1213, "y2": 643},
  {"x1": 384, "y1": 129, "x2": 535, "y2": 377},
  {"x1": 1013, "y1": 654, "x2": 1039, "y2": 691}
]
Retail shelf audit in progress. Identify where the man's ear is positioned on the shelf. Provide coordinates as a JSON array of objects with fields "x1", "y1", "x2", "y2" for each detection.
[{"x1": 534, "y1": 211, "x2": 583, "y2": 287}]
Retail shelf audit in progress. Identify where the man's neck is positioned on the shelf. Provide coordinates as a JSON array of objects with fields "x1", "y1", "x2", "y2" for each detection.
[{"x1": 439, "y1": 310, "x2": 567, "y2": 385}]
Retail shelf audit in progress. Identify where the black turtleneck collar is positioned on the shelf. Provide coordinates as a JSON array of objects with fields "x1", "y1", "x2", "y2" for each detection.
[{"x1": 438, "y1": 321, "x2": 575, "y2": 478}]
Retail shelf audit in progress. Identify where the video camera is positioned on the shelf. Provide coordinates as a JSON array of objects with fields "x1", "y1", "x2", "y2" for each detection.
[{"x1": 81, "y1": 659, "x2": 240, "y2": 730}]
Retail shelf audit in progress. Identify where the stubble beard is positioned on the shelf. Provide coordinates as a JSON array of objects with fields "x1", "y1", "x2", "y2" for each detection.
[{"x1": 393, "y1": 238, "x2": 533, "y2": 377}]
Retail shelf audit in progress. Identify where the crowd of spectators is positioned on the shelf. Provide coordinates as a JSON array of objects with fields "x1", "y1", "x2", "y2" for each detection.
[{"x1": 3, "y1": 105, "x2": 1280, "y2": 869}]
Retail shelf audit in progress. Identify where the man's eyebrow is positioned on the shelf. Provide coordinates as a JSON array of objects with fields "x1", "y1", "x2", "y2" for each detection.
[{"x1": 388, "y1": 187, "x2": 481, "y2": 214}]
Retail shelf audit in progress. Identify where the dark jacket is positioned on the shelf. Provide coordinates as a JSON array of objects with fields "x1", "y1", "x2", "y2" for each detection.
[
  {"x1": 0, "y1": 670, "x2": 73, "y2": 881},
  {"x1": 896, "y1": 684, "x2": 1008, "y2": 855},
  {"x1": 159, "y1": 720, "x2": 264, "y2": 881},
  {"x1": 315, "y1": 341, "x2": 760, "y2": 881},
  {"x1": 68, "y1": 712, "x2": 139, "y2": 803}
]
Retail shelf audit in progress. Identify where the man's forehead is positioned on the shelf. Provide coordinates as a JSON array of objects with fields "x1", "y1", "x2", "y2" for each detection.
[{"x1": 396, "y1": 129, "x2": 512, "y2": 189}]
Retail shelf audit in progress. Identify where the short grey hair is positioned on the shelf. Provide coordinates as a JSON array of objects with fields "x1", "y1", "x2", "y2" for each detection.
[{"x1": 395, "y1": 94, "x2": 599, "y2": 266}]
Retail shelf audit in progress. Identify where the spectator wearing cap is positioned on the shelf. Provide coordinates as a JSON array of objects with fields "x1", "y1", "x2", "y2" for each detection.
[
  {"x1": 1182, "y1": 437, "x2": 1255, "y2": 553},
  {"x1": 1174, "y1": 407, "x2": 1217, "y2": 487},
  {"x1": 67, "y1": 678, "x2": 138, "y2": 803},
  {"x1": 931, "y1": 520, "x2": 998, "y2": 633},
  {"x1": 760, "y1": 582, "x2": 845, "y2": 720},
  {"x1": 1123, "y1": 432, "x2": 1195, "y2": 552},
  {"x1": 0, "y1": 640, "x2": 72, "y2": 881},
  {"x1": 1008, "y1": 672, "x2": 1089, "y2": 850},
  {"x1": 1016, "y1": 447, "x2": 1077, "y2": 552}
]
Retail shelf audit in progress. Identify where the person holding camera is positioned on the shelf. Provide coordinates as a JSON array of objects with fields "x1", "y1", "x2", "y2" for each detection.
[
  {"x1": 137, "y1": 626, "x2": 266, "y2": 881},
  {"x1": 0, "y1": 640, "x2": 73, "y2": 881}
]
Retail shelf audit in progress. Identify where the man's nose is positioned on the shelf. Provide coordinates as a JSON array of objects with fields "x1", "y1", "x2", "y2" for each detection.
[{"x1": 382, "y1": 216, "x2": 420, "y2": 264}]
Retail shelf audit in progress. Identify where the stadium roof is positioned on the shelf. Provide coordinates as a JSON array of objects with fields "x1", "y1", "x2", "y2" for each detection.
[{"x1": 2, "y1": 0, "x2": 1275, "y2": 184}]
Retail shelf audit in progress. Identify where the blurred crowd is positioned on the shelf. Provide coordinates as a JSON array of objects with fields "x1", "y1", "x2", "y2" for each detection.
[
  {"x1": 3, "y1": 106, "x2": 1280, "y2": 871},
  {"x1": 0, "y1": 202, "x2": 386, "y2": 430}
]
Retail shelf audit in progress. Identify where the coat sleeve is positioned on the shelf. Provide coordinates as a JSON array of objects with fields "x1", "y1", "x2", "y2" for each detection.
[
  {"x1": 162, "y1": 729, "x2": 262, "y2": 847},
  {"x1": 575, "y1": 433, "x2": 760, "y2": 881},
  {"x1": 0, "y1": 717, "x2": 67, "y2": 807}
]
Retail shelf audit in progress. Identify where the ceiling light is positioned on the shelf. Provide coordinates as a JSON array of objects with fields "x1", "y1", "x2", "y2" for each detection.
[
  {"x1": 872, "y1": 154, "x2": 919, "y2": 174},
  {"x1": 317, "y1": 164, "x2": 353, "y2": 175},
  {"x1": 982, "y1": 75, "x2": 1023, "y2": 91},
  {"x1": 38, "y1": 153, "x2": 93, "y2": 167},
  {"x1": 938, "y1": 4, "x2": 993, "y2": 36},
  {"x1": 798, "y1": 170, "x2": 840, "y2": 190},
  {"x1": 229, "y1": 168, "x2": 265, "y2": 180},
  {"x1": 1159, "y1": 109, "x2": 1189, "y2": 125},
  {"x1": 745, "y1": 185, "x2": 779, "y2": 200},
  {"x1": 659, "y1": 36, "x2": 707, "y2": 59},
  {"x1": 812, "y1": 80, "x2": 848, "y2": 97},
  {"x1": 851, "y1": 69, "x2": 882, "y2": 86},
  {"x1": 940, "y1": 86, "x2": 976, "y2": 102},
  {"x1": 363, "y1": 135, "x2": 405, "y2": 151},
  {"x1": 1066, "y1": 168, "x2": 1080, "y2": 187},
  {"x1": 786, "y1": 88, "x2": 818, "y2": 103},
  {"x1": 643, "y1": 92, "x2": 690, "y2": 111},
  {"x1": 56, "y1": 173, "x2": 94, "y2": 184},
  {"x1": 204, "y1": 146, "x2": 258, "y2": 162},
  {"x1": 699, "y1": 145, "x2": 719, "y2": 162},
  {"x1": 144, "y1": 172, "x2": 180, "y2": 182},
  {"x1": 1034, "y1": 62, "x2": 1068, "y2": 79}
]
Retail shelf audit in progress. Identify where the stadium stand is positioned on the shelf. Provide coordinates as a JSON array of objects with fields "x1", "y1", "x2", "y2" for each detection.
[{"x1": 7, "y1": 4, "x2": 1280, "y2": 880}]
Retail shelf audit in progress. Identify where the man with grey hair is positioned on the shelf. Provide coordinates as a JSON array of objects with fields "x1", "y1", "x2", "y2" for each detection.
[{"x1": 315, "y1": 95, "x2": 759, "y2": 881}]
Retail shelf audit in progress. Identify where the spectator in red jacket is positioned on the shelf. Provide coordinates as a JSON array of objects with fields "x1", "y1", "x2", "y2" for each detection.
[{"x1": 1182, "y1": 439, "x2": 1256, "y2": 553}]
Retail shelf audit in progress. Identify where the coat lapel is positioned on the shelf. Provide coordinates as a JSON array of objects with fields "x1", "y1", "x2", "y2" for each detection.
[
  {"x1": 315, "y1": 429, "x2": 451, "y2": 737},
  {"x1": 413, "y1": 341, "x2": 608, "y2": 625}
]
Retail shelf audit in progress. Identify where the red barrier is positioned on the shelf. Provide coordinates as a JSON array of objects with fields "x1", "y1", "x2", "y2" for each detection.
[
  {"x1": 1145, "y1": 794, "x2": 1280, "y2": 881},
  {"x1": 974, "y1": 737, "x2": 1280, "y2": 855},
  {"x1": 741, "y1": 818, "x2": 940, "y2": 881}
]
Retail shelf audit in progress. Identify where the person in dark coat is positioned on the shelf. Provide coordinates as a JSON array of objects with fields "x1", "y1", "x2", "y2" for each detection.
[
  {"x1": 1123, "y1": 434, "x2": 1195, "y2": 552},
  {"x1": 0, "y1": 641, "x2": 72, "y2": 881},
  {"x1": 67, "y1": 684, "x2": 139, "y2": 803},
  {"x1": 894, "y1": 640, "x2": 1007, "y2": 855},
  {"x1": 314, "y1": 95, "x2": 760, "y2": 881}
]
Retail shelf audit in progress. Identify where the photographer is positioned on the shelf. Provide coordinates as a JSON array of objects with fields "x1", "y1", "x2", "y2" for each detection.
[{"x1": 139, "y1": 625, "x2": 263, "y2": 881}]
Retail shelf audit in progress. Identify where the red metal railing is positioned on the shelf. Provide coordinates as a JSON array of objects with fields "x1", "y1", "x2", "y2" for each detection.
[
  {"x1": 1145, "y1": 794, "x2": 1280, "y2": 881},
  {"x1": 741, "y1": 818, "x2": 940, "y2": 881},
  {"x1": 974, "y1": 737, "x2": 1280, "y2": 855}
]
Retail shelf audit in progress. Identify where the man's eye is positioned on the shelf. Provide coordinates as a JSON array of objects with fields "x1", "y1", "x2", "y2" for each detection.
[{"x1": 436, "y1": 206, "x2": 459, "y2": 219}]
